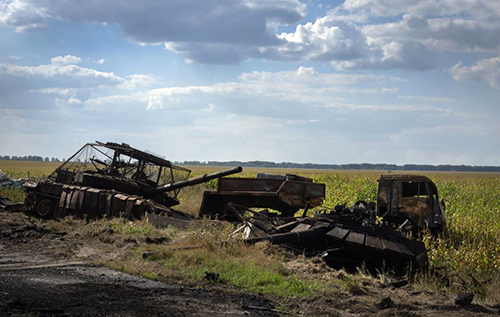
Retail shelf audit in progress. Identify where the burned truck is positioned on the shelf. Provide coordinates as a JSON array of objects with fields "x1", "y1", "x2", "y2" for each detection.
[
  {"x1": 199, "y1": 173, "x2": 325, "y2": 221},
  {"x1": 221, "y1": 174, "x2": 445, "y2": 273},
  {"x1": 376, "y1": 174, "x2": 446, "y2": 233},
  {"x1": 23, "y1": 142, "x2": 242, "y2": 219}
]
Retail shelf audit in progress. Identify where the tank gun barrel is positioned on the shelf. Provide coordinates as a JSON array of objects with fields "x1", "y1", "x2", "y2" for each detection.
[
  {"x1": 244, "y1": 227, "x2": 329, "y2": 245},
  {"x1": 146, "y1": 166, "x2": 242, "y2": 196}
]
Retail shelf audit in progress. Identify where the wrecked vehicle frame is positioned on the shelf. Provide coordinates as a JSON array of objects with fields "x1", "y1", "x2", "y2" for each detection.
[{"x1": 23, "y1": 141, "x2": 242, "y2": 220}]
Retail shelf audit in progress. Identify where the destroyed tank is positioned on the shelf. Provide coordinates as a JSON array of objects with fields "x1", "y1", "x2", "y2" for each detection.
[{"x1": 23, "y1": 142, "x2": 242, "y2": 219}]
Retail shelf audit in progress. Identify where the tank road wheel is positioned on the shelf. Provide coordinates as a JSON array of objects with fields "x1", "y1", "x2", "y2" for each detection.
[
  {"x1": 24, "y1": 192, "x2": 38, "y2": 215},
  {"x1": 53, "y1": 206, "x2": 68, "y2": 220},
  {"x1": 36, "y1": 199, "x2": 54, "y2": 219}
]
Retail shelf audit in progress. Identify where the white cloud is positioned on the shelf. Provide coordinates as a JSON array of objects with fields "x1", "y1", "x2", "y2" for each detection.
[
  {"x1": 448, "y1": 57, "x2": 500, "y2": 89},
  {"x1": 67, "y1": 97, "x2": 83, "y2": 105},
  {"x1": 260, "y1": 1, "x2": 500, "y2": 70},
  {"x1": 397, "y1": 95, "x2": 458, "y2": 103},
  {"x1": 29, "y1": 87, "x2": 78, "y2": 95},
  {"x1": 4, "y1": 0, "x2": 305, "y2": 64},
  {"x1": 0, "y1": 57, "x2": 163, "y2": 110},
  {"x1": 51, "y1": 55, "x2": 82, "y2": 65},
  {"x1": 0, "y1": 61, "x2": 122, "y2": 84},
  {"x1": 0, "y1": 0, "x2": 46, "y2": 32},
  {"x1": 2, "y1": 0, "x2": 500, "y2": 71},
  {"x1": 141, "y1": 67, "x2": 451, "y2": 117},
  {"x1": 261, "y1": 18, "x2": 368, "y2": 62},
  {"x1": 118, "y1": 74, "x2": 160, "y2": 90},
  {"x1": 0, "y1": 64, "x2": 497, "y2": 165}
]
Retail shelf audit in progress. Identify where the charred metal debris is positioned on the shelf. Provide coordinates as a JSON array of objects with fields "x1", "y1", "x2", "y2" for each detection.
[
  {"x1": 1, "y1": 141, "x2": 446, "y2": 272},
  {"x1": 21, "y1": 141, "x2": 241, "y2": 220}
]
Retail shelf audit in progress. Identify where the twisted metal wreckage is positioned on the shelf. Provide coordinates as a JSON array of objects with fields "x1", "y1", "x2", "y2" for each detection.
[{"x1": 0, "y1": 141, "x2": 446, "y2": 272}]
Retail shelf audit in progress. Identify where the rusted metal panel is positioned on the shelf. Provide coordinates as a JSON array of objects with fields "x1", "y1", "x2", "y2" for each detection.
[
  {"x1": 112, "y1": 194, "x2": 128, "y2": 217},
  {"x1": 326, "y1": 227, "x2": 349, "y2": 240},
  {"x1": 78, "y1": 188, "x2": 87, "y2": 211},
  {"x1": 345, "y1": 231, "x2": 365, "y2": 246},
  {"x1": 69, "y1": 190, "x2": 79, "y2": 210},
  {"x1": 200, "y1": 174, "x2": 326, "y2": 220},
  {"x1": 98, "y1": 192, "x2": 108, "y2": 215},
  {"x1": 291, "y1": 223, "x2": 311, "y2": 232},
  {"x1": 59, "y1": 191, "x2": 67, "y2": 208},
  {"x1": 133, "y1": 199, "x2": 145, "y2": 219},
  {"x1": 87, "y1": 188, "x2": 100, "y2": 213},
  {"x1": 124, "y1": 197, "x2": 136, "y2": 218},
  {"x1": 218, "y1": 178, "x2": 284, "y2": 194},
  {"x1": 105, "y1": 193, "x2": 113, "y2": 217}
]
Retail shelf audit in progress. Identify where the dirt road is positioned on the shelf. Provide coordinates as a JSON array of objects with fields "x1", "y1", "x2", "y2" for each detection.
[{"x1": 0, "y1": 212, "x2": 277, "y2": 316}]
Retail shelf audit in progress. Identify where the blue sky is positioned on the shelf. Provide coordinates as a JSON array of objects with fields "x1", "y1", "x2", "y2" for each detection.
[{"x1": 1, "y1": 0, "x2": 499, "y2": 165}]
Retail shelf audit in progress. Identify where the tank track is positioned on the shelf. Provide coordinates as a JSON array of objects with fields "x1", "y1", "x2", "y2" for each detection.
[{"x1": 24, "y1": 181, "x2": 178, "y2": 220}]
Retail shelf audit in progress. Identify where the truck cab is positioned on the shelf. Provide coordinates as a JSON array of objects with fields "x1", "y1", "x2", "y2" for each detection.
[{"x1": 376, "y1": 174, "x2": 446, "y2": 233}]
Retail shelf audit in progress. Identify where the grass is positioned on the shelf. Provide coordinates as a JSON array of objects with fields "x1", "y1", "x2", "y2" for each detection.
[
  {"x1": 103, "y1": 220, "x2": 328, "y2": 297},
  {"x1": 2, "y1": 160, "x2": 500, "y2": 301},
  {"x1": 0, "y1": 187, "x2": 25, "y2": 203}
]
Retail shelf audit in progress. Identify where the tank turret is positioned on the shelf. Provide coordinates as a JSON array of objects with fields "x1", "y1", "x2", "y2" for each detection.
[{"x1": 23, "y1": 142, "x2": 242, "y2": 219}]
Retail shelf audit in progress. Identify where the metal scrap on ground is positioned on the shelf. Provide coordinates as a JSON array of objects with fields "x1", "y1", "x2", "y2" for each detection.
[
  {"x1": 0, "y1": 169, "x2": 26, "y2": 189},
  {"x1": 2, "y1": 141, "x2": 446, "y2": 273},
  {"x1": 211, "y1": 173, "x2": 447, "y2": 274}
]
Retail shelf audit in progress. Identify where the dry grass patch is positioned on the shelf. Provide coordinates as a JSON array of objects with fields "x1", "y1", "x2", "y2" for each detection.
[{"x1": 101, "y1": 219, "x2": 330, "y2": 297}]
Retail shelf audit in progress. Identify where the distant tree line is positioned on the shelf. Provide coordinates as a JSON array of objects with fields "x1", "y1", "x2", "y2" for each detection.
[
  {"x1": 175, "y1": 160, "x2": 500, "y2": 172},
  {"x1": 0, "y1": 155, "x2": 62, "y2": 162},
  {"x1": 1, "y1": 155, "x2": 498, "y2": 172}
]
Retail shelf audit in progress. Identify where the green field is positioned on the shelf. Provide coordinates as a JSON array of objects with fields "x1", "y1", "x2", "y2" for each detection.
[{"x1": 2, "y1": 160, "x2": 499, "y2": 300}]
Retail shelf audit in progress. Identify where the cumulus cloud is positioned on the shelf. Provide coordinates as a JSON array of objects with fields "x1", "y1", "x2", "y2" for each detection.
[
  {"x1": 1, "y1": 0, "x2": 305, "y2": 64},
  {"x1": 448, "y1": 57, "x2": 500, "y2": 89},
  {"x1": 0, "y1": 62, "x2": 496, "y2": 165},
  {"x1": 0, "y1": 0, "x2": 46, "y2": 32},
  {"x1": 2, "y1": 0, "x2": 500, "y2": 78},
  {"x1": 142, "y1": 67, "x2": 438, "y2": 116},
  {"x1": 118, "y1": 74, "x2": 159, "y2": 90},
  {"x1": 265, "y1": 1, "x2": 500, "y2": 70},
  {"x1": 0, "y1": 57, "x2": 160, "y2": 110},
  {"x1": 0, "y1": 61, "x2": 122, "y2": 85},
  {"x1": 50, "y1": 55, "x2": 82, "y2": 65},
  {"x1": 261, "y1": 18, "x2": 368, "y2": 62}
]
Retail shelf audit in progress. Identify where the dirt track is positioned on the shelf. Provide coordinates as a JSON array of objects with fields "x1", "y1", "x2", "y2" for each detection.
[
  {"x1": 1, "y1": 211, "x2": 499, "y2": 316},
  {"x1": 0, "y1": 262, "x2": 278, "y2": 316},
  {"x1": 0, "y1": 212, "x2": 277, "y2": 317}
]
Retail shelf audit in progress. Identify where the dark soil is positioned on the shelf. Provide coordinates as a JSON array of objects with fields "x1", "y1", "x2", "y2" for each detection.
[
  {"x1": 0, "y1": 211, "x2": 277, "y2": 316},
  {"x1": 1, "y1": 210, "x2": 499, "y2": 316}
]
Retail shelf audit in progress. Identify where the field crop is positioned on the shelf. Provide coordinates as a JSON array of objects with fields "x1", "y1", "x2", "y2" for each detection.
[
  {"x1": 0, "y1": 161, "x2": 60, "y2": 180},
  {"x1": 2, "y1": 160, "x2": 499, "y2": 300}
]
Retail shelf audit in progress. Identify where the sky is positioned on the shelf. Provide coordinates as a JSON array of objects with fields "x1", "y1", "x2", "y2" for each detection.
[{"x1": 0, "y1": 0, "x2": 499, "y2": 165}]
